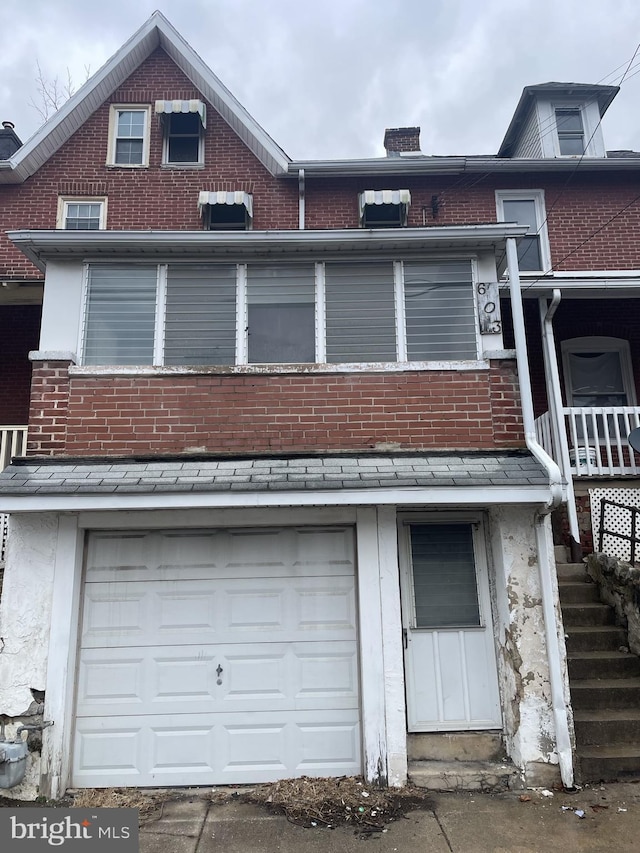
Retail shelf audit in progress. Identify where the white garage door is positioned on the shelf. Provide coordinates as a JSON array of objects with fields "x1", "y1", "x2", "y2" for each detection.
[{"x1": 72, "y1": 526, "x2": 361, "y2": 787}]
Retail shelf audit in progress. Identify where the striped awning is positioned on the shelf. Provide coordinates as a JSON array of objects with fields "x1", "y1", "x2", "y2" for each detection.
[
  {"x1": 154, "y1": 99, "x2": 206, "y2": 128},
  {"x1": 197, "y1": 191, "x2": 253, "y2": 217},
  {"x1": 358, "y1": 189, "x2": 411, "y2": 219}
]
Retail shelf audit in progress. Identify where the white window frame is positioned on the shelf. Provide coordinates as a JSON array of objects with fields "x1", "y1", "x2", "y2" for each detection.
[
  {"x1": 78, "y1": 257, "x2": 489, "y2": 369},
  {"x1": 57, "y1": 197, "x2": 107, "y2": 230},
  {"x1": 495, "y1": 189, "x2": 551, "y2": 275},
  {"x1": 162, "y1": 112, "x2": 204, "y2": 166},
  {"x1": 107, "y1": 105, "x2": 151, "y2": 167},
  {"x1": 553, "y1": 105, "x2": 585, "y2": 157},
  {"x1": 561, "y1": 336, "x2": 636, "y2": 407}
]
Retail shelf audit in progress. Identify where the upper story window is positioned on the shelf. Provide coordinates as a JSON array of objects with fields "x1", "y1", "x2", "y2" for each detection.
[
  {"x1": 555, "y1": 108, "x2": 585, "y2": 156},
  {"x1": 359, "y1": 190, "x2": 411, "y2": 228},
  {"x1": 108, "y1": 106, "x2": 151, "y2": 167},
  {"x1": 57, "y1": 197, "x2": 106, "y2": 230},
  {"x1": 495, "y1": 190, "x2": 550, "y2": 274},
  {"x1": 80, "y1": 259, "x2": 482, "y2": 367},
  {"x1": 198, "y1": 191, "x2": 253, "y2": 231},
  {"x1": 155, "y1": 100, "x2": 206, "y2": 165}
]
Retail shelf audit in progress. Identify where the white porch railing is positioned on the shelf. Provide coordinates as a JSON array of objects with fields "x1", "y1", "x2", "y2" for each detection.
[
  {"x1": 0, "y1": 426, "x2": 27, "y2": 472},
  {"x1": 535, "y1": 406, "x2": 640, "y2": 477},
  {"x1": 0, "y1": 426, "x2": 27, "y2": 565}
]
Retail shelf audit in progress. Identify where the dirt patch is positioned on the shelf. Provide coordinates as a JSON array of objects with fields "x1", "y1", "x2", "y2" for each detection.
[
  {"x1": 0, "y1": 789, "x2": 175, "y2": 824},
  {"x1": 244, "y1": 775, "x2": 433, "y2": 831}
]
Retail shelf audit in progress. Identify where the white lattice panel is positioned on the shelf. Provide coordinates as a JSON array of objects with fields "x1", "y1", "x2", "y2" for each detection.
[
  {"x1": 590, "y1": 488, "x2": 640, "y2": 562},
  {"x1": 0, "y1": 513, "x2": 8, "y2": 565}
]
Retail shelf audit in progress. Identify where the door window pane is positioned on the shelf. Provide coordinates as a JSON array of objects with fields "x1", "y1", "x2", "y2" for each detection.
[{"x1": 409, "y1": 524, "x2": 481, "y2": 628}]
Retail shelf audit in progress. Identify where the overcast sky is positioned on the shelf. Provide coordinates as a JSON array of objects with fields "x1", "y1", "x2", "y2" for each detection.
[{"x1": 2, "y1": 0, "x2": 640, "y2": 160}]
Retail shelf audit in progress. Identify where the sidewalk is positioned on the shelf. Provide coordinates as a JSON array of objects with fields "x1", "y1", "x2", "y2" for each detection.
[{"x1": 140, "y1": 781, "x2": 640, "y2": 852}]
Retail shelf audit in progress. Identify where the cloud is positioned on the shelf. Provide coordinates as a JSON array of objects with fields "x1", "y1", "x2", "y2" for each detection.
[{"x1": 2, "y1": 0, "x2": 640, "y2": 159}]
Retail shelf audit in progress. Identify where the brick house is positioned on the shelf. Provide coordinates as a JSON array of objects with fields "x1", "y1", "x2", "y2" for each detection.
[{"x1": 1, "y1": 12, "x2": 640, "y2": 798}]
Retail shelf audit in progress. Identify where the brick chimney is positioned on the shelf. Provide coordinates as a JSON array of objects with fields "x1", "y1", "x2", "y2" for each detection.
[
  {"x1": 0, "y1": 121, "x2": 22, "y2": 159},
  {"x1": 383, "y1": 127, "x2": 421, "y2": 156}
]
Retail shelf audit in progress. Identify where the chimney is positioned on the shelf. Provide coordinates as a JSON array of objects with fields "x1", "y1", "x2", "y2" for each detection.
[
  {"x1": 383, "y1": 127, "x2": 421, "y2": 156},
  {"x1": 0, "y1": 121, "x2": 22, "y2": 159}
]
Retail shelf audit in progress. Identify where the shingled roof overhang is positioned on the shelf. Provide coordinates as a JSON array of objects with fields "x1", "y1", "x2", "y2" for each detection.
[
  {"x1": 0, "y1": 452, "x2": 555, "y2": 513},
  {"x1": 0, "y1": 12, "x2": 289, "y2": 183},
  {"x1": 8, "y1": 224, "x2": 530, "y2": 272}
]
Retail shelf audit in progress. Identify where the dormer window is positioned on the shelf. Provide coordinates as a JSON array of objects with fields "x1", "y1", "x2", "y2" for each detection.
[
  {"x1": 155, "y1": 100, "x2": 206, "y2": 165},
  {"x1": 359, "y1": 190, "x2": 411, "y2": 228},
  {"x1": 198, "y1": 191, "x2": 253, "y2": 230},
  {"x1": 556, "y1": 108, "x2": 585, "y2": 156}
]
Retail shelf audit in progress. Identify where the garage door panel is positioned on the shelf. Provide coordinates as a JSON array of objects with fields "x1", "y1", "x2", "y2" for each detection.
[
  {"x1": 74, "y1": 711, "x2": 361, "y2": 787},
  {"x1": 77, "y1": 642, "x2": 359, "y2": 716},
  {"x1": 86, "y1": 528, "x2": 355, "y2": 583},
  {"x1": 81, "y1": 576, "x2": 356, "y2": 648}
]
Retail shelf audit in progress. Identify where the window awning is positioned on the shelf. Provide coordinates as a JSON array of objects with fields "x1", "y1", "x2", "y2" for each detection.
[
  {"x1": 198, "y1": 191, "x2": 253, "y2": 218},
  {"x1": 358, "y1": 189, "x2": 411, "y2": 218},
  {"x1": 154, "y1": 99, "x2": 206, "y2": 128}
]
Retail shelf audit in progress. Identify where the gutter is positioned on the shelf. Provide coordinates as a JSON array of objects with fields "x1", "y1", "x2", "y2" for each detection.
[
  {"x1": 286, "y1": 156, "x2": 640, "y2": 178},
  {"x1": 506, "y1": 237, "x2": 574, "y2": 790}
]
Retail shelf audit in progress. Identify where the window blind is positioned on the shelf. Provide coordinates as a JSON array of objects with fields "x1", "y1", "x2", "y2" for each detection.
[
  {"x1": 164, "y1": 264, "x2": 236, "y2": 365},
  {"x1": 325, "y1": 261, "x2": 396, "y2": 362},
  {"x1": 404, "y1": 260, "x2": 477, "y2": 360},
  {"x1": 83, "y1": 265, "x2": 157, "y2": 365},
  {"x1": 409, "y1": 523, "x2": 481, "y2": 628}
]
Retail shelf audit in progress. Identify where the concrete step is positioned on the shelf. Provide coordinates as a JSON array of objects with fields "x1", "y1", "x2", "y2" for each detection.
[
  {"x1": 558, "y1": 582, "x2": 600, "y2": 604},
  {"x1": 564, "y1": 625, "x2": 628, "y2": 652},
  {"x1": 407, "y1": 731, "x2": 504, "y2": 762},
  {"x1": 570, "y1": 678, "x2": 640, "y2": 710},
  {"x1": 577, "y1": 744, "x2": 640, "y2": 783},
  {"x1": 554, "y1": 544, "x2": 569, "y2": 562},
  {"x1": 556, "y1": 562, "x2": 588, "y2": 582},
  {"x1": 561, "y1": 603, "x2": 615, "y2": 627},
  {"x1": 568, "y1": 650, "x2": 640, "y2": 680},
  {"x1": 407, "y1": 759, "x2": 520, "y2": 792},
  {"x1": 574, "y1": 709, "x2": 640, "y2": 746}
]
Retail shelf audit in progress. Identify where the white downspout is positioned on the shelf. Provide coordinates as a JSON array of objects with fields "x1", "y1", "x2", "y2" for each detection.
[
  {"x1": 298, "y1": 168, "x2": 305, "y2": 230},
  {"x1": 506, "y1": 238, "x2": 574, "y2": 789},
  {"x1": 539, "y1": 291, "x2": 581, "y2": 555}
]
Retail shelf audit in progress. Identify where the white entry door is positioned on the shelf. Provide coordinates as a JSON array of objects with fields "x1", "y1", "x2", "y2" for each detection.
[
  {"x1": 72, "y1": 526, "x2": 361, "y2": 787},
  {"x1": 399, "y1": 519, "x2": 501, "y2": 731}
]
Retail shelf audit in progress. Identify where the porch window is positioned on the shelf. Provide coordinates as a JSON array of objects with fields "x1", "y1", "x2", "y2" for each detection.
[
  {"x1": 247, "y1": 264, "x2": 316, "y2": 363},
  {"x1": 80, "y1": 259, "x2": 482, "y2": 367}
]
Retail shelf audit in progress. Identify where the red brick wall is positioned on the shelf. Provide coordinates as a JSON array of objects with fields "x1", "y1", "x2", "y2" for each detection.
[
  {"x1": 0, "y1": 48, "x2": 298, "y2": 281},
  {"x1": 0, "y1": 305, "x2": 40, "y2": 424},
  {"x1": 26, "y1": 361, "x2": 524, "y2": 457},
  {"x1": 304, "y1": 172, "x2": 640, "y2": 270},
  {"x1": 2, "y1": 46, "x2": 640, "y2": 283}
]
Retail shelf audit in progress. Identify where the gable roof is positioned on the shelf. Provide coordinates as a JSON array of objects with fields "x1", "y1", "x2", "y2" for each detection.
[{"x1": 0, "y1": 11, "x2": 290, "y2": 183}]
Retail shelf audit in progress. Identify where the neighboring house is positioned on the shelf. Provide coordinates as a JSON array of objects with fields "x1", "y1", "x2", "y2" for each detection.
[{"x1": 0, "y1": 12, "x2": 639, "y2": 799}]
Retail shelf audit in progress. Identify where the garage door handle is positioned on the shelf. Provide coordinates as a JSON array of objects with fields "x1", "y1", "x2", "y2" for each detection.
[{"x1": 216, "y1": 664, "x2": 223, "y2": 685}]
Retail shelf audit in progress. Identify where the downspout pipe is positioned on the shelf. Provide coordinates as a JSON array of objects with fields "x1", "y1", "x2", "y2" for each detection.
[
  {"x1": 506, "y1": 237, "x2": 574, "y2": 789},
  {"x1": 298, "y1": 168, "x2": 305, "y2": 230},
  {"x1": 540, "y1": 291, "x2": 582, "y2": 560}
]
